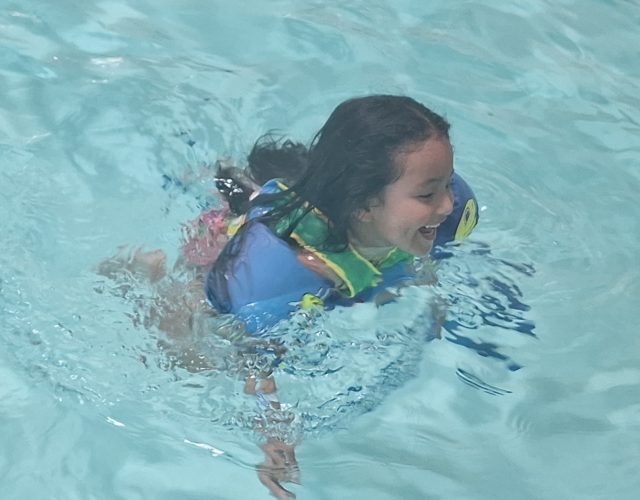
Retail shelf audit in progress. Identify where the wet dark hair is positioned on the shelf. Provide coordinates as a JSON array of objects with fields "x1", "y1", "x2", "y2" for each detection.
[
  {"x1": 249, "y1": 94, "x2": 450, "y2": 249},
  {"x1": 247, "y1": 134, "x2": 308, "y2": 186},
  {"x1": 213, "y1": 136, "x2": 308, "y2": 215}
]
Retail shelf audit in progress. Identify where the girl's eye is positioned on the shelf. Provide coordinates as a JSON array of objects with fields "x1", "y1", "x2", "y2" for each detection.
[
  {"x1": 418, "y1": 193, "x2": 435, "y2": 200},
  {"x1": 446, "y1": 174, "x2": 454, "y2": 189}
]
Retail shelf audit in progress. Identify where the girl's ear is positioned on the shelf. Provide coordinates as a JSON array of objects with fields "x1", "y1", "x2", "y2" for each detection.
[{"x1": 353, "y1": 206, "x2": 374, "y2": 222}]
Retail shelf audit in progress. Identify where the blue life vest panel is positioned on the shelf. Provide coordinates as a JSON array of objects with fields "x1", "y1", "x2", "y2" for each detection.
[
  {"x1": 434, "y1": 172, "x2": 478, "y2": 247},
  {"x1": 205, "y1": 222, "x2": 334, "y2": 332}
]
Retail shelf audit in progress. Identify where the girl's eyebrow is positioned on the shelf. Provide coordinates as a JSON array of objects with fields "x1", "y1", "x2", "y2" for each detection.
[
  {"x1": 418, "y1": 169, "x2": 455, "y2": 187},
  {"x1": 420, "y1": 178, "x2": 443, "y2": 186}
]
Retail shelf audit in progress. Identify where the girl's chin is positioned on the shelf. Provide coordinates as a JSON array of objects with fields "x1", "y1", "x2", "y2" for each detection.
[
  {"x1": 413, "y1": 228, "x2": 437, "y2": 255},
  {"x1": 405, "y1": 240, "x2": 433, "y2": 257}
]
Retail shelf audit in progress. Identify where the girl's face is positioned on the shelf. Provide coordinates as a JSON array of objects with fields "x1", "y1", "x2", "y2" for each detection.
[{"x1": 350, "y1": 137, "x2": 454, "y2": 256}]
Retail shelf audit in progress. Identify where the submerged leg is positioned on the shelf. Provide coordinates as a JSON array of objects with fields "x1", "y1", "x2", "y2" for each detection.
[{"x1": 97, "y1": 246, "x2": 167, "y2": 283}]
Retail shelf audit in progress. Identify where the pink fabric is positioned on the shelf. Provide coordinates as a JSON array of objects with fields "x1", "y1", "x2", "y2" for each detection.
[{"x1": 181, "y1": 206, "x2": 231, "y2": 266}]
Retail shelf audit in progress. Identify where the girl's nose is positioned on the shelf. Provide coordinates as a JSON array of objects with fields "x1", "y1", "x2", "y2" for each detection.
[{"x1": 438, "y1": 189, "x2": 454, "y2": 218}]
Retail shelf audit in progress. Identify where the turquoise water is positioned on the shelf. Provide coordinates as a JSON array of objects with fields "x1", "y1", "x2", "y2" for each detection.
[{"x1": 2, "y1": 1, "x2": 639, "y2": 499}]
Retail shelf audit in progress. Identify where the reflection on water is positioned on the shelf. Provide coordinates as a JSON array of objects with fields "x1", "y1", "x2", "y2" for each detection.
[{"x1": 436, "y1": 241, "x2": 536, "y2": 374}]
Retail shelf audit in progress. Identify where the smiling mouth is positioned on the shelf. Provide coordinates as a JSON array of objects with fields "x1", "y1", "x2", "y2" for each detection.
[{"x1": 418, "y1": 224, "x2": 439, "y2": 239}]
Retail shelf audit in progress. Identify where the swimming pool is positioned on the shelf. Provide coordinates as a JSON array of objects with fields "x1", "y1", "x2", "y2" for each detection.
[{"x1": 1, "y1": 1, "x2": 639, "y2": 498}]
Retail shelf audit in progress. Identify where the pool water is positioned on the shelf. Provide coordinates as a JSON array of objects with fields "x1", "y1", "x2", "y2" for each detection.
[{"x1": 1, "y1": 1, "x2": 639, "y2": 499}]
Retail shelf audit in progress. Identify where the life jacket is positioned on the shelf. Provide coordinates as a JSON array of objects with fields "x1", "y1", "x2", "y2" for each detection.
[{"x1": 205, "y1": 173, "x2": 478, "y2": 334}]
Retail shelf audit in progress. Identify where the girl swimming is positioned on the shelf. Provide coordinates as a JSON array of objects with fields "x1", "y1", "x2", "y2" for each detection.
[
  {"x1": 99, "y1": 94, "x2": 478, "y2": 499},
  {"x1": 202, "y1": 95, "x2": 478, "y2": 499}
]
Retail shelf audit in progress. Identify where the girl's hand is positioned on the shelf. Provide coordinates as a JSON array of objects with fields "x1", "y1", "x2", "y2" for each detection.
[{"x1": 258, "y1": 439, "x2": 299, "y2": 499}]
